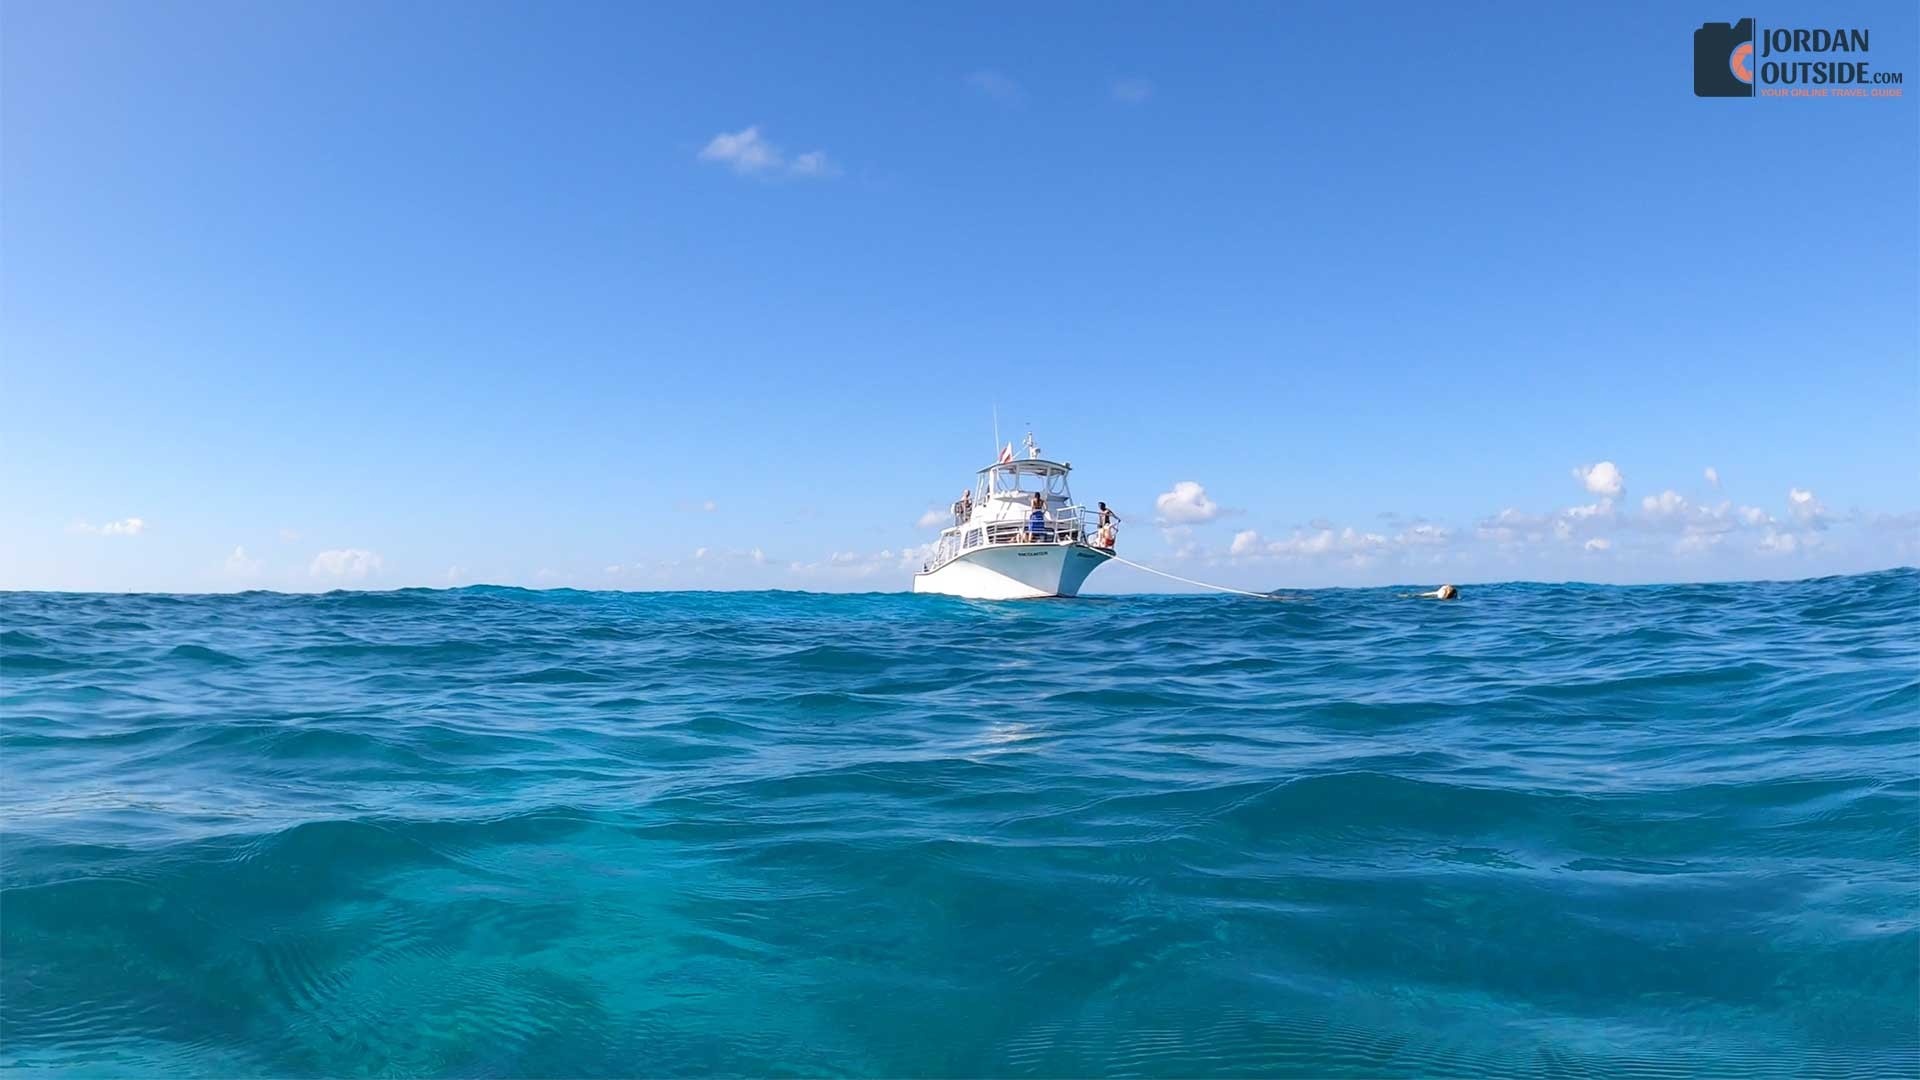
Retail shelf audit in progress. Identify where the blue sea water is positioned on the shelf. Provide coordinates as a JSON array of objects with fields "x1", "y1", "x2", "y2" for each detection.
[{"x1": 1, "y1": 570, "x2": 1916, "y2": 1078}]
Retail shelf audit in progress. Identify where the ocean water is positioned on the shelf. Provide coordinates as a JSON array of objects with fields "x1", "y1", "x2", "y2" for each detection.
[{"x1": 1, "y1": 570, "x2": 1915, "y2": 1078}]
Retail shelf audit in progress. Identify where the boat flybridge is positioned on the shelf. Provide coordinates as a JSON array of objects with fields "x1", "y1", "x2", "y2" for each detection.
[{"x1": 912, "y1": 433, "x2": 1118, "y2": 599}]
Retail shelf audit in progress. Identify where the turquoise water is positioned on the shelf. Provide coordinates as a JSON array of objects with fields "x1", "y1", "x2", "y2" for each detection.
[{"x1": 2, "y1": 570, "x2": 1916, "y2": 1077}]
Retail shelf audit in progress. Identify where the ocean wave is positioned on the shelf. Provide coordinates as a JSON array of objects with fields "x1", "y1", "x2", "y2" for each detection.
[{"x1": 1, "y1": 568, "x2": 1915, "y2": 1076}]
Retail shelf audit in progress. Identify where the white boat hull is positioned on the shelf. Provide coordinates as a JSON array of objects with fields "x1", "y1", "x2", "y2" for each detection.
[{"x1": 912, "y1": 543, "x2": 1114, "y2": 600}]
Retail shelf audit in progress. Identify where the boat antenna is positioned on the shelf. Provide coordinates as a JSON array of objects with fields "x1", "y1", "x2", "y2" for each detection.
[{"x1": 992, "y1": 404, "x2": 1000, "y2": 457}]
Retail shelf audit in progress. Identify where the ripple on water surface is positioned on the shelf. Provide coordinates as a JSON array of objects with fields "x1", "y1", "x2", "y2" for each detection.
[{"x1": 1, "y1": 571, "x2": 1916, "y2": 1076}]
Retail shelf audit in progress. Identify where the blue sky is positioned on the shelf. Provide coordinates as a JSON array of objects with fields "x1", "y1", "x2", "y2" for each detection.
[{"x1": 4, "y1": 1, "x2": 1915, "y2": 593}]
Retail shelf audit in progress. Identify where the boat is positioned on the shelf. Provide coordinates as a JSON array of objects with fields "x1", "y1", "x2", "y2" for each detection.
[{"x1": 912, "y1": 433, "x2": 1118, "y2": 599}]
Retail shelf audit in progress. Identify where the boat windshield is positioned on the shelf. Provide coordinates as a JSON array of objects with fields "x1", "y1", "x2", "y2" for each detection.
[{"x1": 980, "y1": 462, "x2": 1071, "y2": 499}]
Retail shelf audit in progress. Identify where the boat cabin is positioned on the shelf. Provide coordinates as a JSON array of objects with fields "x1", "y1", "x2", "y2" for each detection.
[
  {"x1": 972, "y1": 458, "x2": 1074, "y2": 522},
  {"x1": 926, "y1": 456, "x2": 1106, "y2": 568}
]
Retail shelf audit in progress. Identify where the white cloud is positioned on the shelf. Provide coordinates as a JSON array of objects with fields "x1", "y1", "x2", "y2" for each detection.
[
  {"x1": 966, "y1": 69, "x2": 1023, "y2": 103},
  {"x1": 697, "y1": 126, "x2": 834, "y2": 179},
  {"x1": 1787, "y1": 487, "x2": 1830, "y2": 529},
  {"x1": 444, "y1": 566, "x2": 466, "y2": 584},
  {"x1": 1641, "y1": 490, "x2": 1687, "y2": 518},
  {"x1": 1396, "y1": 523, "x2": 1453, "y2": 547},
  {"x1": 1676, "y1": 531, "x2": 1722, "y2": 554},
  {"x1": 699, "y1": 126, "x2": 780, "y2": 174},
  {"x1": 1155, "y1": 481, "x2": 1220, "y2": 524},
  {"x1": 1467, "y1": 472, "x2": 1870, "y2": 564},
  {"x1": 787, "y1": 543, "x2": 934, "y2": 580},
  {"x1": 279, "y1": 527, "x2": 301, "y2": 543},
  {"x1": 1111, "y1": 78, "x2": 1154, "y2": 104},
  {"x1": 69, "y1": 517, "x2": 146, "y2": 537},
  {"x1": 1262, "y1": 527, "x2": 1388, "y2": 561},
  {"x1": 1218, "y1": 519, "x2": 1450, "y2": 569},
  {"x1": 223, "y1": 546, "x2": 262, "y2": 577},
  {"x1": 1704, "y1": 466, "x2": 1720, "y2": 488},
  {"x1": 310, "y1": 549, "x2": 382, "y2": 581},
  {"x1": 1477, "y1": 507, "x2": 1549, "y2": 546},
  {"x1": 674, "y1": 499, "x2": 719, "y2": 513},
  {"x1": 917, "y1": 508, "x2": 951, "y2": 529},
  {"x1": 1573, "y1": 461, "x2": 1625, "y2": 498}
]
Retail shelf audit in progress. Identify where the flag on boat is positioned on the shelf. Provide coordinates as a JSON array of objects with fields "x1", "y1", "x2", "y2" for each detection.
[{"x1": 998, "y1": 443, "x2": 1014, "y2": 463}]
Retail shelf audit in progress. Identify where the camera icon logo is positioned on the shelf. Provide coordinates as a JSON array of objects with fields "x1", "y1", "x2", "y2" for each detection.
[{"x1": 1695, "y1": 18, "x2": 1756, "y2": 97}]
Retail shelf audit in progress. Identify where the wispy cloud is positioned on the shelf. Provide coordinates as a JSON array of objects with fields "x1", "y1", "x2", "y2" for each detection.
[
  {"x1": 68, "y1": 517, "x2": 146, "y2": 537},
  {"x1": 966, "y1": 69, "x2": 1023, "y2": 104},
  {"x1": 310, "y1": 549, "x2": 382, "y2": 581},
  {"x1": 697, "y1": 126, "x2": 837, "y2": 179},
  {"x1": 1111, "y1": 78, "x2": 1154, "y2": 104},
  {"x1": 917, "y1": 507, "x2": 951, "y2": 529},
  {"x1": 788, "y1": 150, "x2": 838, "y2": 178}
]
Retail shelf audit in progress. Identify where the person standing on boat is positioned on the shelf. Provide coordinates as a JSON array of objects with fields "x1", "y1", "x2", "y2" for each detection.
[
  {"x1": 1027, "y1": 494, "x2": 1049, "y2": 542},
  {"x1": 1095, "y1": 502, "x2": 1120, "y2": 549}
]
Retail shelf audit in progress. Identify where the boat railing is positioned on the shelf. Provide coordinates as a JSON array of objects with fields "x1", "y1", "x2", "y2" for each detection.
[{"x1": 921, "y1": 504, "x2": 1114, "y2": 572}]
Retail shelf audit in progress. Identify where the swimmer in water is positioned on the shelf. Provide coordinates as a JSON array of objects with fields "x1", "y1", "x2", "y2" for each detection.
[{"x1": 1420, "y1": 584, "x2": 1459, "y2": 600}]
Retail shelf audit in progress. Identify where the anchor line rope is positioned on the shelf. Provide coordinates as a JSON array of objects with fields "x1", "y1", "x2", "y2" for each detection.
[{"x1": 1097, "y1": 551, "x2": 1274, "y2": 599}]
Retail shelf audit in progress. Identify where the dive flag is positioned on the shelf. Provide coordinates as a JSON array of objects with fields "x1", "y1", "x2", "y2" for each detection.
[{"x1": 998, "y1": 443, "x2": 1014, "y2": 463}]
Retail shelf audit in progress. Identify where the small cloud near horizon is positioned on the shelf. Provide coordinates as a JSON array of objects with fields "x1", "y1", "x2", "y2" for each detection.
[
  {"x1": 1111, "y1": 78, "x2": 1154, "y2": 104},
  {"x1": 223, "y1": 546, "x2": 263, "y2": 577},
  {"x1": 310, "y1": 549, "x2": 383, "y2": 581}
]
